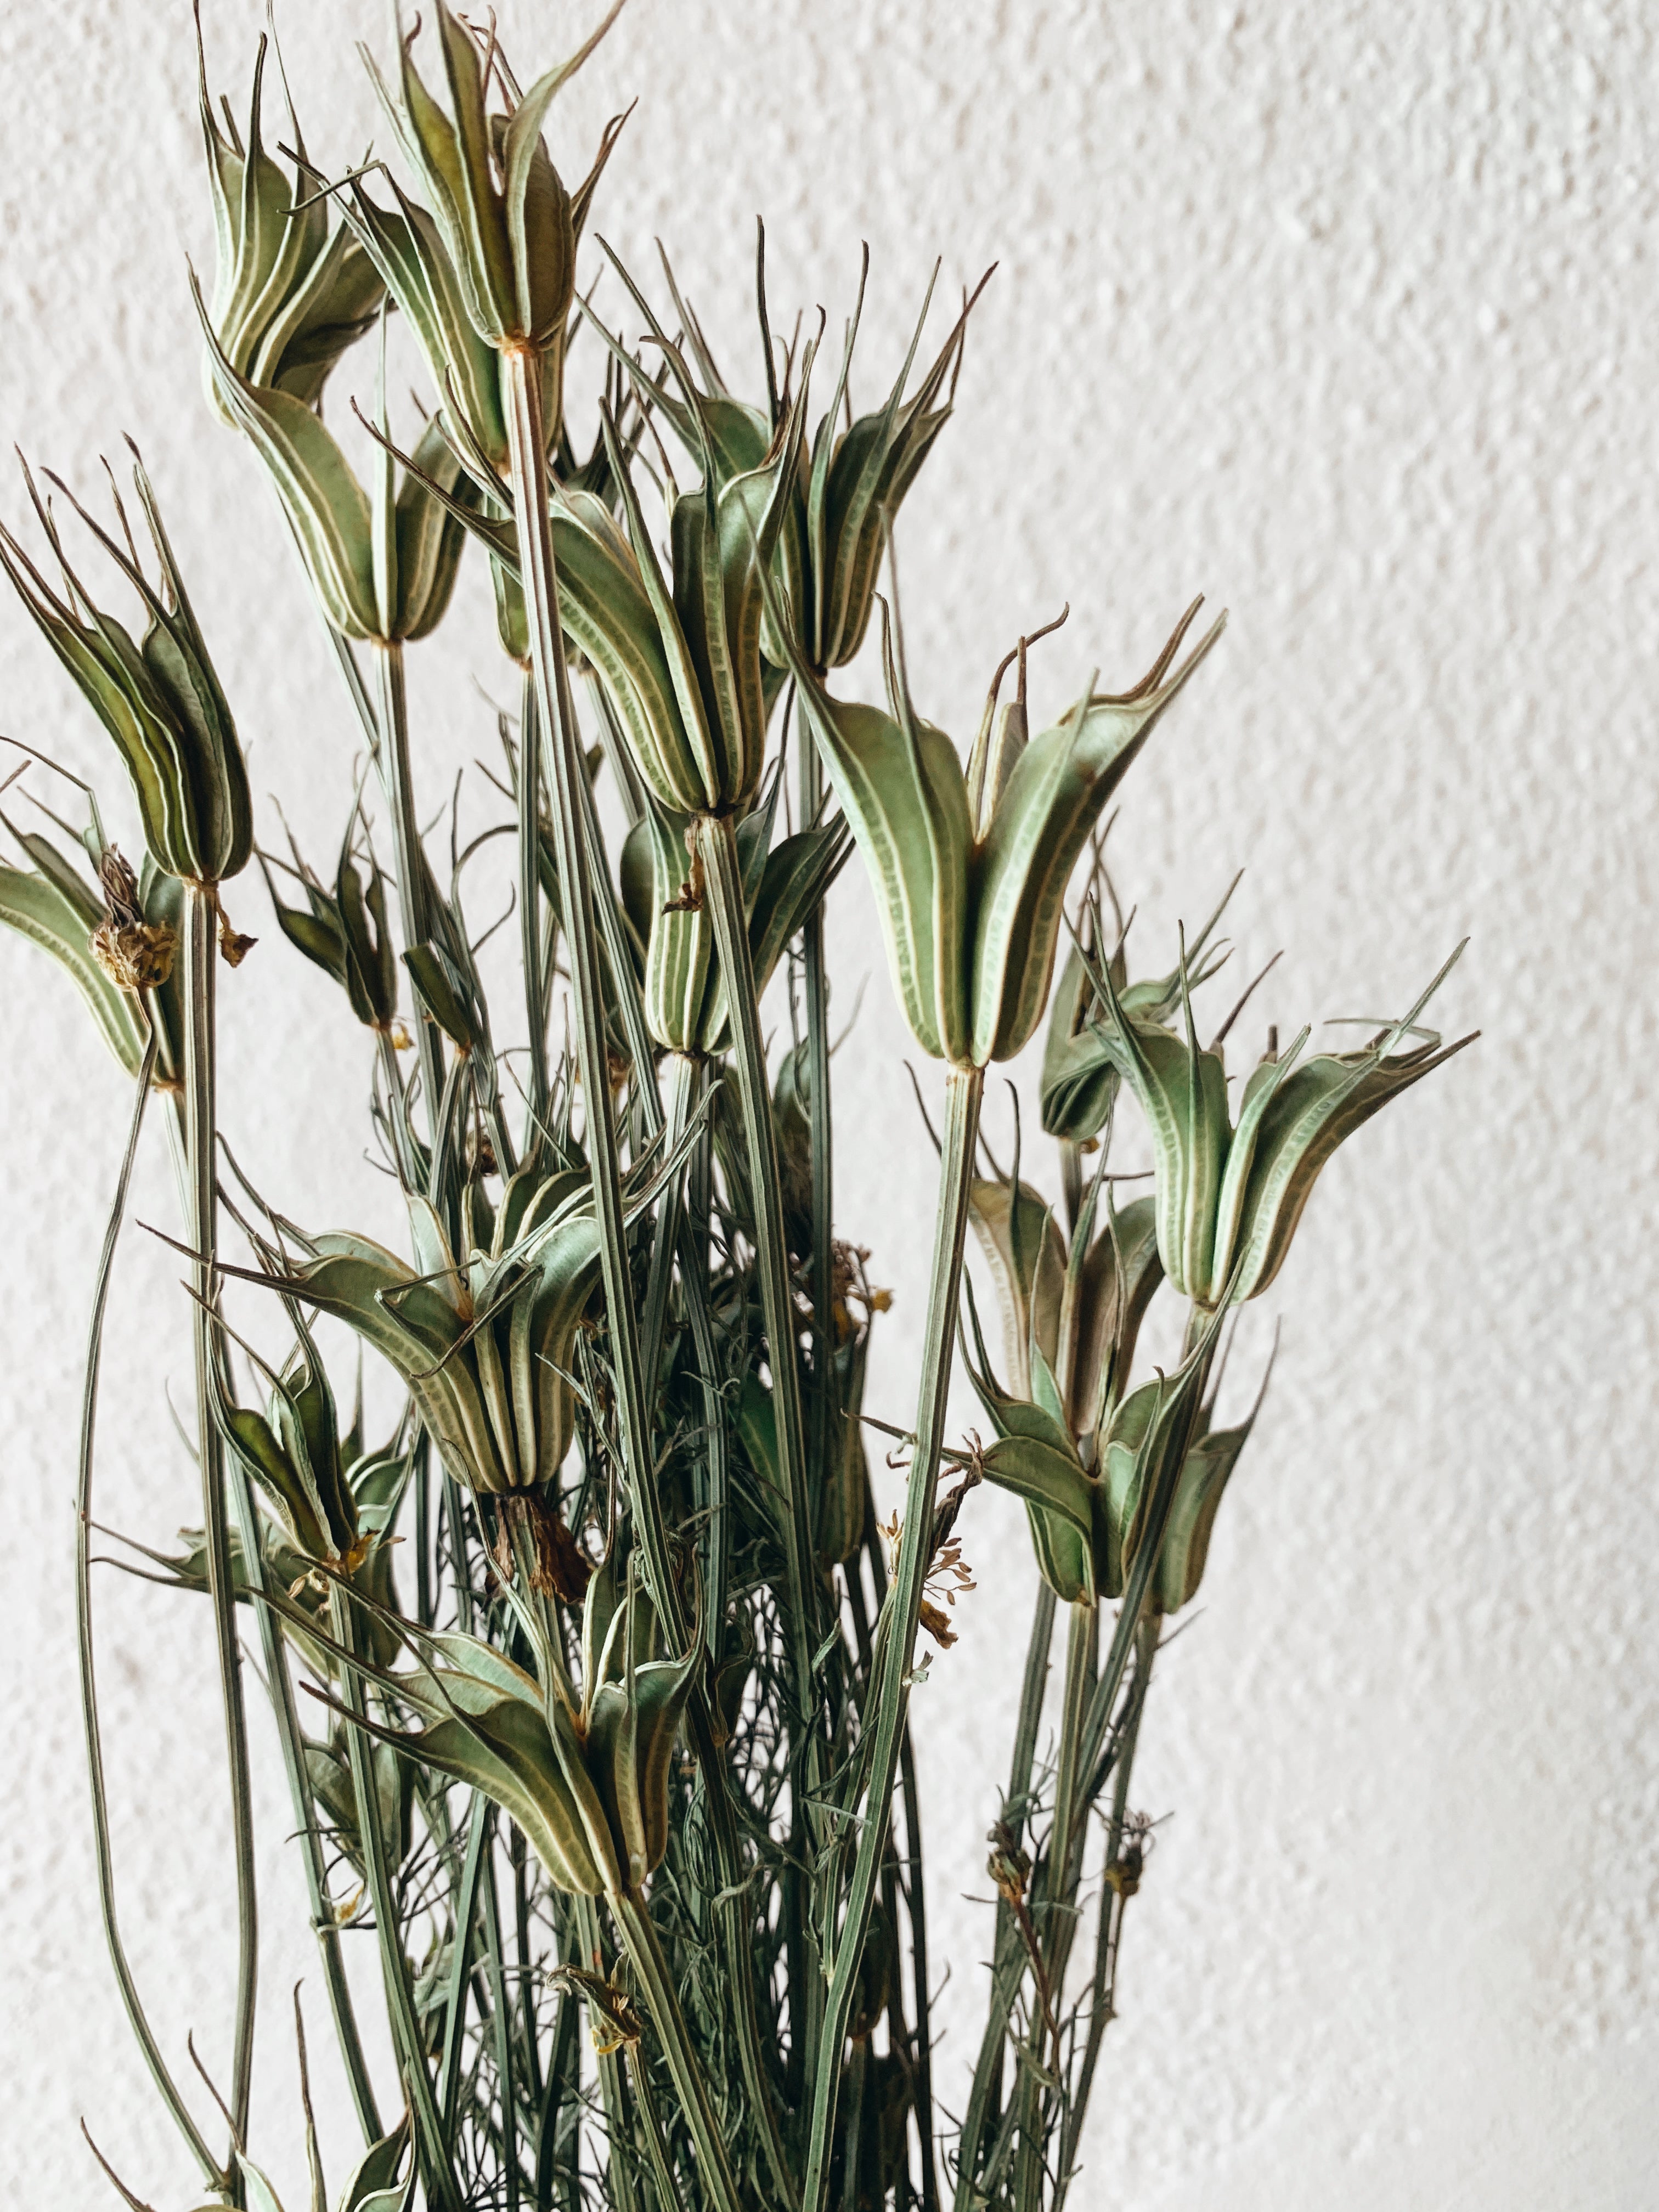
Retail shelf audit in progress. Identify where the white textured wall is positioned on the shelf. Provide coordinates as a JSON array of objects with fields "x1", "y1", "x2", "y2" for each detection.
[{"x1": 2, "y1": 2, "x2": 1654, "y2": 2205}]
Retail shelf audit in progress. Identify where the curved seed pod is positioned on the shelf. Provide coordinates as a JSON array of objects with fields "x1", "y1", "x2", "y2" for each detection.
[
  {"x1": 391, "y1": 416, "x2": 474, "y2": 640},
  {"x1": 341, "y1": 180, "x2": 511, "y2": 471},
  {"x1": 962, "y1": 1282, "x2": 1098, "y2": 1604},
  {"x1": 969, "y1": 618, "x2": 1225, "y2": 1065},
  {"x1": 1222, "y1": 953, "x2": 1476, "y2": 1300},
  {"x1": 1091, "y1": 967, "x2": 1233, "y2": 1302},
  {"x1": 343, "y1": 1631, "x2": 622, "y2": 1896},
  {"x1": 262, "y1": 821, "x2": 400, "y2": 1032},
  {"x1": 1071, "y1": 1193, "x2": 1164, "y2": 1444},
  {"x1": 0, "y1": 459, "x2": 251, "y2": 886},
  {"x1": 613, "y1": 240, "x2": 984, "y2": 673},
  {"x1": 623, "y1": 798, "x2": 850, "y2": 1053},
  {"x1": 202, "y1": 291, "x2": 475, "y2": 646},
  {"x1": 776, "y1": 579, "x2": 1220, "y2": 1066},
  {"x1": 584, "y1": 1574, "x2": 699, "y2": 1889},
  {"x1": 1156, "y1": 1401, "x2": 1262, "y2": 1614},
  {"x1": 627, "y1": 803, "x2": 711, "y2": 1053},
  {"x1": 791, "y1": 669, "x2": 974, "y2": 1062},
  {"x1": 306, "y1": 1726, "x2": 414, "y2": 1881},
  {"x1": 195, "y1": 26, "x2": 383, "y2": 417},
  {"x1": 1096, "y1": 941, "x2": 1475, "y2": 1306},
  {"x1": 1041, "y1": 878, "x2": 1237, "y2": 1141},
  {"x1": 967, "y1": 1174, "x2": 1067, "y2": 1396},
  {"x1": 198, "y1": 285, "x2": 378, "y2": 636},
  {"x1": 255, "y1": 1154, "x2": 692, "y2": 1496},
  {"x1": 345, "y1": 0, "x2": 624, "y2": 489}
]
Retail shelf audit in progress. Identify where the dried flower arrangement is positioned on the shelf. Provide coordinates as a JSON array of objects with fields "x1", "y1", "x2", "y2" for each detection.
[{"x1": 0, "y1": 8, "x2": 1474, "y2": 2209}]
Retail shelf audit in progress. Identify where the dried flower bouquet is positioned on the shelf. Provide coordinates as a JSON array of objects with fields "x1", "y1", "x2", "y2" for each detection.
[{"x1": 0, "y1": 9, "x2": 1472, "y2": 2210}]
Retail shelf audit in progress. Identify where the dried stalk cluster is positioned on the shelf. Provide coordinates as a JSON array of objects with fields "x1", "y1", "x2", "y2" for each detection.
[{"x1": 0, "y1": 10, "x2": 1472, "y2": 2212}]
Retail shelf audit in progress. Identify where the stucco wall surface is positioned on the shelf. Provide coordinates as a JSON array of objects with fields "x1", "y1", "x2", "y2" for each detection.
[{"x1": 0, "y1": 2, "x2": 1652, "y2": 2205}]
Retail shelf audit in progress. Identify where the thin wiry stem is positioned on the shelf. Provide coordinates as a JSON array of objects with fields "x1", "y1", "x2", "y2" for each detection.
[
  {"x1": 330, "y1": 1583, "x2": 462, "y2": 2212},
  {"x1": 517, "y1": 662, "x2": 550, "y2": 1132},
  {"x1": 76, "y1": 1025, "x2": 222, "y2": 2188},
  {"x1": 1052, "y1": 1612, "x2": 1158, "y2": 2212},
  {"x1": 184, "y1": 882, "x2": 259, "y2": 2161},
  {"x1": 802, "y1": 1060, "x2": 986, "y2": 2212},
  {"x1": 695, "y1": 809, "x2": 821, "y2": 1745},
  {"x1": 953, "y1": 1583, "x2": 1056, "y2": 2210},
  {"x1": 500, "y1": 344, "x2": 655, "y2": 1577},
  {"x1": 371, "y1": 639, "x2": 444, "y2": 1155},
  {"x1": 613, "y1": 1891, "x2": 744, "y2": 2212}
]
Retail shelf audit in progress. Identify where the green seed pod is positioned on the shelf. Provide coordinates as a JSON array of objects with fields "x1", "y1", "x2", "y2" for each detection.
[
  {"x1": 312, "y1": 1546, "x2": 696, "y2": 1899},
  {"x1": 1154, "y1": 1376, "x2": 1269, "y2": 1615},
  {"x1": 1040, "y1": 876, "x2": 1237, "y2": 1143},
  {"x1": 200, "y1": 283, "x2": 475, "y2": 646},
  {"x1": 362, "y1": 3, "x2": 624, "y2": 355},
  {"x1": 259, "y1": 1166, "x2": 599, "y2": 1495},
  {"x1": 0, "y1": 457, "x2": 251, "y2": 886},
  {"x1": 777, "y1": 599, "x2": 1222, "y2": 1066},
  {"x1": 261, "y1": 820, "x2": 402, "y2": 1034},
  {"x1": 967, "y1": 1172, "x2": 1067, "y2": 1397},
  {"x1": 305, "y1": 1725, "x2": 414, "y2": 1882},
  {"x1": 1092, "y1": 941, "x2": 1475, "y2": 1306},
  {"x1": 605, "y1": 239, "x2": 983, "y2": 675},
  {"x1": 963, "y1": 1280, "x2": 1224, "y2": 1607},
  {"x1": 343, "y1": 179, "x2": 512, "y2": 472},
  {"x1": 596, "y1": 402, "x2": 805, "y2": 815},
  {"x1": 580, "y1": 1556, "x2": 701, "y2": 1890},
  {"x1": 619, "y1": 785, "x2": 850, "y2": 1053},
  {"x1": 195, "y1": 27, "x2": 384, "y2": 419}
]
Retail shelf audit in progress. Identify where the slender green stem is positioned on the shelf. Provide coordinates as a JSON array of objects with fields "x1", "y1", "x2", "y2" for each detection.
[
  {"x1": 951, "y1": 1585, "x2": 1055, "y2": 2212},
  {"x1": 331, "y1": 1585, "x2": 462, "y2": 2212},
  {"x1": 695, "y1": 809, "x2": 820, "y2": 1736},
  {"x1": 802, "y1": 1060, "x2": 985, "y2": 2212},
  {"x1": 1011, "y1": 1601, "x2": 1096, "y2": 2212},
  {"x1": 613, "y1": 1892, "x2": 744, "y2": 2212},
  {"x1": 799, "y1": 697, "x2": 838, "y2": 1635},
  {"x1": 574, "y1": 1895, "x2": 641, "y2": 2212},
  {"x1": 371, "y1": 640, "x2": 444, "y2": 1156},
  {"x1": 1052, "y1": 1613, "x2": 1158, "y2": 2212},
  {"x1": 679, "y1": 1063, "x2": 729, "y2": 1650},
  {"x1": 183, "y1": 884, "x2": 259, "y2": 2159},
  {"x1": 501, "y1": 345, "x2": 654, "y2": 1560},
  {"x1": 535, "y1": 1939, "x2": 582, "y2": 2212},
  {"x1": 480, "y1": 1813, "x2": 522, "y2": 2212},
  {"x1": 439, "y1": 1803, "x2": 493, "y2": 2130},
  {"x1": 899, "y1": 1731, "x2": 940, "y2": 2212},
  {"x1": 76, "y1": 1028, "x2": 222, "y2": 2187},
  {"x1": 517, "y1": 662, "x2": 550, "y2": 1133},
  {"x1": 627, "y1": 2041, "x2": 687, "y2": 2212}
]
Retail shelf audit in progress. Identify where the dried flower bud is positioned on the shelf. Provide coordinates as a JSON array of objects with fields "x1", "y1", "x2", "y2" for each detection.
[
  {"x1": 89, "y1": 847, "x2": 177, "y2": 991},
  {"x1": 987, "y1": 1821, "x2": 1031, "y2": 1908}
]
